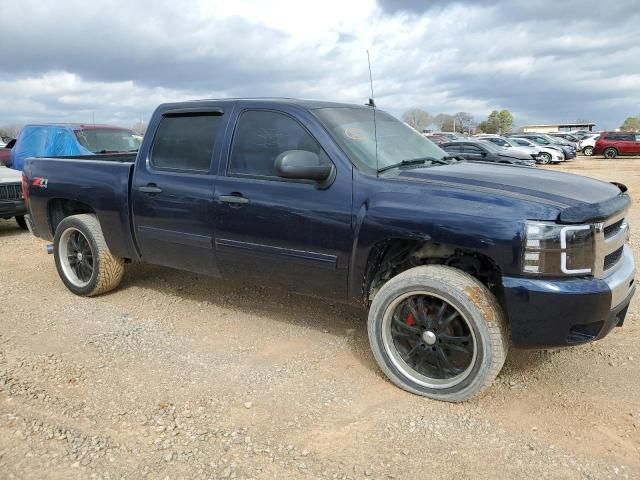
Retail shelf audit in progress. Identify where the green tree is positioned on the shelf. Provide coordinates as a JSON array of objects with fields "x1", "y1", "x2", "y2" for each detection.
[
  {"x1": 478, "y1": 110, "x2": 513, "y2": 134},
  {"x1": 620, "y1": 116, "x2": 640, "y2": 132},
  {"x1": 497, "y1": 110, "x2": 514, "y2": 133}
]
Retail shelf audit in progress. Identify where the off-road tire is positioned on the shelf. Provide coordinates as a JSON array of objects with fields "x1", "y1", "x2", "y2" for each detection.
[
  {"x1": 53, "y1": 214, "x2": 125, "y2": 296},
  {"x1": 15, "y1": 215, "x2": 27, "y2": 230},
  {"x1": 368, "y1": 265, "x2": 508, "y2": 402},
  {"x1": 603, "y1": 148, "x2": 617, "y2": 159}
]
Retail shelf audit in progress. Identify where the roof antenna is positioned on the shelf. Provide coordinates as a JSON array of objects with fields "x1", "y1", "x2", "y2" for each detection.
[{"x1": 366, "y1": 50, "x2": 379, "y2": 176}]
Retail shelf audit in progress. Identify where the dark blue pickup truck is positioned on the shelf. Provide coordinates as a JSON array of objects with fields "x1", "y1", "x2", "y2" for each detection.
[{"x1": 22, "y1": 99, "x2": 635, "y2": 401}]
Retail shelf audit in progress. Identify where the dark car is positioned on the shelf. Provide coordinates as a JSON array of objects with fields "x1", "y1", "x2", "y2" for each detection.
[
  {"x1": 22, "y1": 98, "x2": 635, "y2": 402},
  {"x1": 593, "y1": 132, "x2": 640, "y2": 159},
  {"x1": 549, "y1": 132, "x2": 579, "y2": 143},
  {"x1": 441, "y1": 140, "x2": 536, "y2": 166}
]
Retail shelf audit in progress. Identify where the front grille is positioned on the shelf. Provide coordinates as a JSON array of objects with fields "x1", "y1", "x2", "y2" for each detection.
[
  {"x1": 0, "y1": 183, "x2": 22, "y2": 200},
  {"x1": 604, "y1": 219, "x2": 624, "y2": 239},
  {"x1": 604, "y1": 246, "x2": 624, "y2": 271}
]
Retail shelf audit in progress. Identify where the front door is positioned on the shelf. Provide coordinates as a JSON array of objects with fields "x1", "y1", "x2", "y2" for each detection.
[
  {"x1": 213, "y1": 108, "x2": 353, "y2": 300},
  {"x1": 132, "y1": 110, "x2": 226, "y2": 276}
]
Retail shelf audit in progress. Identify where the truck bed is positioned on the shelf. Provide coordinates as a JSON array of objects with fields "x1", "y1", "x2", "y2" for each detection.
[
  {"x1": 54, "y1": 152, "x2": 138, "y2": 163},
  {"x1": 24, "y1": 155, "x2": 139, "y2": 260}
]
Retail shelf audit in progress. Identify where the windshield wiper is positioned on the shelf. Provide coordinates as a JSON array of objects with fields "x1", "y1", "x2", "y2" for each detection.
[
  {"x1": 378, "y1": 156, "x2": 456, "y2": 173},
  {"x1": 377, "y1": 158, "x2": 428, "y2": 173}
]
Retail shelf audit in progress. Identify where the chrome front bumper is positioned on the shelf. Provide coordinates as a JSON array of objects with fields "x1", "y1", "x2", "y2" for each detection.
[{"x1": 604, "y1": 245, "x2": 635, "y2": 309}]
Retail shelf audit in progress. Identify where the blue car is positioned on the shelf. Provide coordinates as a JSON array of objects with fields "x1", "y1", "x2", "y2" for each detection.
[{"x1": 10, "y1": 124, "x2": 141, "y2": 170}]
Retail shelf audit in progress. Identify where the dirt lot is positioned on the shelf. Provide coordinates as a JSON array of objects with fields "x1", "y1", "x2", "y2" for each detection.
[{"x1": 1, "y1": 157, "x2": 639, "y2": 479}]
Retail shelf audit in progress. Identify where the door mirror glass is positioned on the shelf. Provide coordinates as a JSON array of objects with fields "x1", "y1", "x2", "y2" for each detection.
[{"x1": 275, "y1": 150, "x2": 333, "y2": 181}]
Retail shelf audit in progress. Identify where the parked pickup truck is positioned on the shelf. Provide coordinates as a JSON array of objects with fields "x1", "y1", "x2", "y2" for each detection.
[{"x1": 22, "y1": 99, "x2": 635, "y2": 402}]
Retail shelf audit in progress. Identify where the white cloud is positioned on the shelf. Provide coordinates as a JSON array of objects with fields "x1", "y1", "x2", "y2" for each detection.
[{"x1": 0, "y1": 0, "x2": 638, "y2": 129}]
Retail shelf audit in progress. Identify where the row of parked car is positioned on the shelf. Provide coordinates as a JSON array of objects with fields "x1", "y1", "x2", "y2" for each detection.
[
  {"x1": 423, "y1": 131, "x2": 577, "y2": 166},
  {"x1": 425, "y1": 129, "x2": 640, "y2": 162}
]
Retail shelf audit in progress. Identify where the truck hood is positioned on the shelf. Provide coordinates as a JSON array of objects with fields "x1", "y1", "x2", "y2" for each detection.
[
  {"x1": 393, "y1": 162, "x2": 624, "y2": 219},
  {"x1": 0, "y1": 166, "x2": 21, "y2": 184}
]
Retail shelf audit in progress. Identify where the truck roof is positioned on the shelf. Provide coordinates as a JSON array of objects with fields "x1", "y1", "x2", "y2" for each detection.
[{"x1": 157, "y1": 98, "x2": 371, "y2": 111}]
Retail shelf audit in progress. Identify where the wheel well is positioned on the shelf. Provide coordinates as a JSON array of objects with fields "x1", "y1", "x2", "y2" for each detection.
[
  {"x1": 48, "y1": 199, "x2": 96, "y2": 235},
  {"x1": 362, "y1": 239, "x2": 502, "y2": 304}
]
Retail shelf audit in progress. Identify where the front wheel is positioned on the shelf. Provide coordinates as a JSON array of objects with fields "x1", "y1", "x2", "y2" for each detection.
[
  {"x1": 368, "y1": 265, "x2": 508, "y2": 402},
  {"x1": 582, "y1": 146, "x2": 594, "y2": 156},
  {"x1": 537, "y1": 152, "x2": 551, "y2": 164},
  {"x1": 53, "y1": 214, "x2": 125, "y2": 296}
]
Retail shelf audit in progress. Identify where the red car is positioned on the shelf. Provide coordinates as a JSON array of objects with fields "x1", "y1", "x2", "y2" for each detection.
[
  {"x1": 593, "y1": 132, "x2": 640, "y2": 158},
  {"x1": 423, "y1": 134, "x2": 448, "y2": 145},
  {"x1": 0, "y1": 139, "x2": 14, "y2": 166}
]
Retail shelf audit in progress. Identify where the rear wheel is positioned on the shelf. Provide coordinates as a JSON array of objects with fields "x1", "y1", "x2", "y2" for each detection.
[
  {"x1": 15, "y1": 215, "x2": 27, "y2": 230},
  {"x1": 537, "y1": 152, "x2": 551, "y2": 164},
  {"x1": 53, "y1": 214, "x2": 125, "y2": 296},
  {"x1": 603, "y1": 148, "x2": 617, "y2": 159},
  {"x1": 368, "y1": 265, "x2": 508, "y2": 402},
  {"x1": 582, "y1": 146, "x2": 594, "y2": 156}
]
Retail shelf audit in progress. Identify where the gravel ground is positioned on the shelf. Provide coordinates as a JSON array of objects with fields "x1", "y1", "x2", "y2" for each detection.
[{"x1": 1, "y1": 156, "x2": 639, "y2": 479}]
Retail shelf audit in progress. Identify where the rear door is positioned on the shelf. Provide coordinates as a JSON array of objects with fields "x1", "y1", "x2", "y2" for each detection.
[
  {"x1": 131, "y1": 107, "x2": 227, "y2": 276},
  {"x1": 619, "y1": 133, "x2": 637, "y2": 155}
]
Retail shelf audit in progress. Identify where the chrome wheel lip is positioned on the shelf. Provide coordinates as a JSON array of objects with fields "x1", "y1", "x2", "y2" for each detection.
[
  {"x1": 59, "y1": 228, "x2": 94, "y2": 288},
  {"x1": 381, "y1": 291, "x2": 478, "y2": 389}
]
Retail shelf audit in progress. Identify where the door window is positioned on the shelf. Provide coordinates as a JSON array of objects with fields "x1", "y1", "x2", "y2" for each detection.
[
  {"x1": 150, "y1": 114, "x2": 222, "y2": 172},
  {"x1": 443, "y1": 144, "x2": 461, "y2": 153},
  {"x1": 228, "y1": 110, "x2": 329, "y2": 179},
  {"x1": 463, "y1": 144, "x2": 483, "y2": 154}
]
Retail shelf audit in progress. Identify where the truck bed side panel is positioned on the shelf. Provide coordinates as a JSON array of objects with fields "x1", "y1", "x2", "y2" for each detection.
[{"x1": 24, "y1": 158, "x2": 139, "y2": 260}]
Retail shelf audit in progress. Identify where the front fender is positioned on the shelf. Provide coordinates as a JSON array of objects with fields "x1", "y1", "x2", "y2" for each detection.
[{"x1": 348, "y1": 185, "x2": 558, "y2": 302}]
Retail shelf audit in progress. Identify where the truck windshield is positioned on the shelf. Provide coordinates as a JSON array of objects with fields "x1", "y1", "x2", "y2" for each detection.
[
  {"x1": 314, "y1": 107, "x2": 447, "y2": 171},
  {"x1": 74, "y1": 129, "x2": 142, "y2": 153}
]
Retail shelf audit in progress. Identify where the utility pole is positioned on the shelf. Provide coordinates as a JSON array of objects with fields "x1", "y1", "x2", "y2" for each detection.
[{"x1": 453, "y1": 117, "x2": 456, "y2": 133}]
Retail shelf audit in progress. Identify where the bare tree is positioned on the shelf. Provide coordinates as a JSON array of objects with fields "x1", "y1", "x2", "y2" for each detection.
[
  {"x1": 453, "y1": 112, "x2": 474, "y2": 133},
  {"x1": 131, "y1": 121, "x2": 148, "y2": 135},
  {"x1": 0, "y1": 123, "x2": 23, "y2": 140},
  {"x1": 434, "y1": 113, "x2": 454, "y2": 132},
  {"x1": 401, "y1": 108, "x2": 432, "y2": 132}
]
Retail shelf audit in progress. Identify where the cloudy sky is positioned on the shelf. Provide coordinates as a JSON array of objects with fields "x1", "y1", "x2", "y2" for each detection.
[{"x1": 1, "y1": 0, "x2": 638, "y2": 130}]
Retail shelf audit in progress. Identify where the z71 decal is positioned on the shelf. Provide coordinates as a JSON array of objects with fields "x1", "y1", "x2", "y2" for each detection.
[{"x1": 32, "y1": 177, "x2": 48, "y2": 188}]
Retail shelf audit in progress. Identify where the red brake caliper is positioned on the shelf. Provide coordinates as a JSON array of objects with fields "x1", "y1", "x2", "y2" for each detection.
[
  {"x1": 405, "y1": 304, "x2": 428, "y2": 327},
  {"x1": 405, "y1": 313, "x2": 416, "y2": 326}
]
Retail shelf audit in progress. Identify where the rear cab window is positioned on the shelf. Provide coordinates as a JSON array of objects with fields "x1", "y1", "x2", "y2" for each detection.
[{"x1": 150, "y1": 114, "x2": 223, "y2": 173}]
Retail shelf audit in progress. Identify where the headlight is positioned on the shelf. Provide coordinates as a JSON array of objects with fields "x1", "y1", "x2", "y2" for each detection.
[{"x1": 522, "y1": 221, "x2": 595, "y2": 276}]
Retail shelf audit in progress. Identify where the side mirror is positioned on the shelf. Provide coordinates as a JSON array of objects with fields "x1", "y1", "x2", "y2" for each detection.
[
  {"x1": 275, "y1": 150, "x2": 333, "y2": 182},
  {"x1": 481, "y1": 151, "x2": 488, "y2": 157}
]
